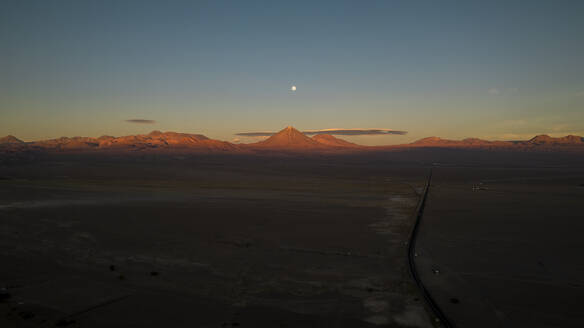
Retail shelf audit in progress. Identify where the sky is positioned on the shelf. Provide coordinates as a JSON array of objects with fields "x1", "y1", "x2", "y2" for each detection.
[{"x1": 1, "y1": 0, "x2": 583, "y2": 145}]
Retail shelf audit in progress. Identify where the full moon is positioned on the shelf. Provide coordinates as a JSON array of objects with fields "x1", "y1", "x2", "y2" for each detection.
[{"x1": 291, "y1": 85, "x2": 297, "y2": 91}]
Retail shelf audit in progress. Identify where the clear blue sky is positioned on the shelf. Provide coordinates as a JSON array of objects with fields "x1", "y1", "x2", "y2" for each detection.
[{"x1": 1, "y1": 0, "x2": 583, "y2": 144}]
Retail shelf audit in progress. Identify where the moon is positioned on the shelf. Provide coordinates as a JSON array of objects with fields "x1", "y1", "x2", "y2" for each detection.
[{"x1": 291, "y1": 85, "x2": 297, "y2": 91}]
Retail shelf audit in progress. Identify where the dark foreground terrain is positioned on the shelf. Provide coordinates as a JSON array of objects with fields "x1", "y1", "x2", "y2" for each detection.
[
  {"x1": 0, "y1": 154, "x2": 431, "y2": 327},
  {"x1": 417, "y1": 166, "x2": 584, "y2": 328},
  {"x1": 1, "y1": 150, "x2": 583, "y2": 327}
]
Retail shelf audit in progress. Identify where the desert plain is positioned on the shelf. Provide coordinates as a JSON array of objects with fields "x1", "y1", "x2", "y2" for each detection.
[{"x1": 0, "y1": 152, "x2": 432, "y2": 327}]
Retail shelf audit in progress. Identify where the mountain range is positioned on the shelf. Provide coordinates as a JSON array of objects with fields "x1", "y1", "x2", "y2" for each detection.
[{"x1": 1, "y1": 126, "x2": 583, "y2": 154}]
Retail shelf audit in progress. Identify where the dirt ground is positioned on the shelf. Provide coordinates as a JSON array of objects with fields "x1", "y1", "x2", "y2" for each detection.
[
  {"x1": 417, "y1": 166, "x2": 584, "y2": 328},
  {"x1": 0, "y1": 155, "x2": 431, "y2": 327},
  {"x1": 1, "y1": 149, "x2": 583, "y2": 327}
]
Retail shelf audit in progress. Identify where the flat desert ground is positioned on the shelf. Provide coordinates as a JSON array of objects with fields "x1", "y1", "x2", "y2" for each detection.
[
  {"x1": 0, "y1": 154, "x2": 430, "y2": 327},
  {"x1": 417, "y1": 165, "x2": 584, "y2": 328},
  {"x1": 1, "y1": 150, "x2": 583, "y2": 327}
]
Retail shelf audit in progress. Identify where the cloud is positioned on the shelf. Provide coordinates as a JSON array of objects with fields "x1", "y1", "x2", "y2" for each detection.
[
  {"x1": 303, "y1": 128, "x2": 407, "y2": 136},
  {"x1": 236, "y1": 128, "x2": 407, "y2": 137},
  {"x1": 235, "y1": 131, "x2": 277, "y2": 137},
  {"x1": 488, "y1": 88, "x2": 500, "y2": 95},
  {"x1": 125, "y1": 119, "x2": 156, "y2": 124}
]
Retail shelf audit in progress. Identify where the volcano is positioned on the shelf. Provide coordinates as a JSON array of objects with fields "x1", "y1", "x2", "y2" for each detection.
[{"x1": 254, "y1": 126, "x2": 326, "y2": 149}]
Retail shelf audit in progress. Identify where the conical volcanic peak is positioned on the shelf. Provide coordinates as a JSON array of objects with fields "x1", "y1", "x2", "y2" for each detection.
[{"x1": 258, "y1": 126, "x2": 323, "y2": 149}]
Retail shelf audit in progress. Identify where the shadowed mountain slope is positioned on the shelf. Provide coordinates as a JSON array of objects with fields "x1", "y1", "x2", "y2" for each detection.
[
  {"x1": 0, "y1": 135, "x2": 24, "y2": 144},
  {"x1": 312, "y1": 134, "x2": 360, "y2": 148}
]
